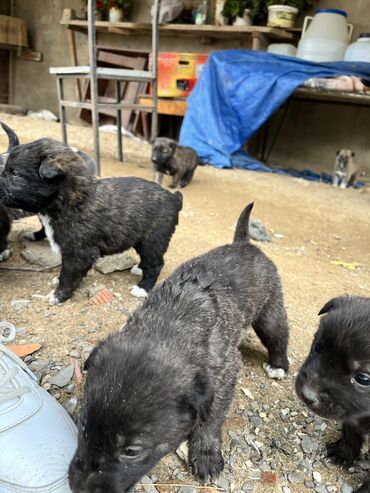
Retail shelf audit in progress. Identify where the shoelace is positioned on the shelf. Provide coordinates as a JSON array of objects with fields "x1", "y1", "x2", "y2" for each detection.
[{"x1": 0, "y1": 322, "x2": 30, "y2": 404}]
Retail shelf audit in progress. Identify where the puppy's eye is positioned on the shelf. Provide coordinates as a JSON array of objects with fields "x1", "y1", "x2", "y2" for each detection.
[
  {"x1": 313, "y1": 342, "x2": 320, "y2": 354},
  {"x1": 354, "y1": 373, "x2": 370, "y2": 386},
  {"x1": 119, "y1": 445, "x2": 143, "y2": 460}
]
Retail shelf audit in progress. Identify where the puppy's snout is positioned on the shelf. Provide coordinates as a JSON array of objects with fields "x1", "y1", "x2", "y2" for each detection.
[{"x1": 152, "y1": 155, "x2": 158, "y2": 162}]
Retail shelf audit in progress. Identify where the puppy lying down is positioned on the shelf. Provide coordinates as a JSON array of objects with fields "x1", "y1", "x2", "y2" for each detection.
[
  {"x1": 69, "y1": 202, "x2": 289, "y2": 493},
  {"x1": 0, "y1": 139, "x2": 182, "y2": 303},
  {"x1": 296, "y1": 296, "x2": 370, "y2": 493}
]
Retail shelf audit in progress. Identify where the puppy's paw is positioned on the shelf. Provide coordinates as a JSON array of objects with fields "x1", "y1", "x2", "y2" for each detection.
[
  {"x1": 326, "y1": 439, "x2": 358, "y2": 466},
  {"x1": 47, "y1": 290, "x2": 61, "y2": 306},
  {"x1": 0, "y1": 248, "x2": 11, "y2": 262},
  {"x1": 130, "y1": 285, "x2": 148, "y2": 298},
  {"x1": 189, "y1": 448, "x2": 224, "y2": 482},
  {"x1": 130, "y1": 265, "x2": 143, "y2": 277},
  {"x1": 263, "y1": 362, "x2": 286, "y2": 380}
]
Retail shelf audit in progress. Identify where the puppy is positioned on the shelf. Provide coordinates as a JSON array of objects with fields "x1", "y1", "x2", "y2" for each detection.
[
  {"x1": 0, "y1": 122, "x2": 97, "y2": 248},
  {"x1": 333, "y1": 150, "x2": 364, "y2": 188},
  {"x1": 69, "y1": 202, "x2": 289, "y2": 493},
  {"x1": 296, "y1": 296, "x2": 370, "y2": 493},
  {"x1": 152, "y1": 137, "x2": 200, "y2": 188},
  {"x1": 0, "y1": 138, "x2": 182, "y2": 303}
]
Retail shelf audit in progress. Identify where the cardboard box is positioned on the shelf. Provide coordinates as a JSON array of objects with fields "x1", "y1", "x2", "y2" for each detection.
[
  {"x1": 0, "y1": 15, "x2": 28, "y2": 48},
  {"x1": 151, "y1": 52, "x2": 208, "y2": 98}
]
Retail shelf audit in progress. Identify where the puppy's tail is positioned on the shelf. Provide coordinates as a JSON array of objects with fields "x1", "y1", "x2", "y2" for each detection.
[
  {"x1": 174, "y1": 191, "x2": 183, "y2": 209},
  {"x1": 233, "y1": 202, "x2": 254, "y2": 243}
]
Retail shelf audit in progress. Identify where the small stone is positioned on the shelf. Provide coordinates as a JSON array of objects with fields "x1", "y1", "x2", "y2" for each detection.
[
  {"x1": 282, "y1": 487, "x2": 291, "y2": 493},
  {"x1": 16, "y1": 327, "x2": 27, "y2": 335},
  {"x1": 216, "y1": 476, "x2": 230, "y2": 490},
  {"x1": 62, "y1": 397, "x2": 77, "y2": 415},
  {"x1": 21, "y1": 244, "x2": 61, "y2": 267},
  {"x1": 29, "y1": 359, "x2": 50, "y2": 372},
  {"x1": 11, "y1": 299, "x2": 32, "y2": 311},
  {"x1": 69, "y1": 349, "x2": 80, "y2": 358},
  {"x1": 249, "y1": 219, "x2": 272, "y2": 242},
  {"x1": 140, "y1": 476, "x2": 159, "y2": 493},
  {"x1": 341, "y1": 485, "x2": 353, "y2": 493},
  {"x1": 314, "y1": 485, "x2": 327, "y2": 493},
  {"x1": 94, "y1": 253, "x2": 135, "y2": 274},
  {"x1": 313, "y1": 471, "x2": 322, "y2": 482},
  {"x1": 301, "y1": 437, "x2": 319, "y2": 454},
  {"x1": 49, "y1": 365, "x2": 74, "y2": 387}
]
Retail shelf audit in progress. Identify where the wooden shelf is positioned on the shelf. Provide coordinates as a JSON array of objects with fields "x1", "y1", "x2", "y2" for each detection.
[
  {"x1": 293, "y1": 87, "x2": 370, "y2": 106},
  {"x1": 60, "y1": 19, "x2": 295, "y2": 44}
]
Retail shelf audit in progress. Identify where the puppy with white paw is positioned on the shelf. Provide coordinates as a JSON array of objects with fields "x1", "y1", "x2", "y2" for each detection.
[
  {"x1": 0, "y1": 139, "x2": 182, "y2": 303},
  {"x1": 69, "y1": 202, "x2": 289, "y2": 493}
]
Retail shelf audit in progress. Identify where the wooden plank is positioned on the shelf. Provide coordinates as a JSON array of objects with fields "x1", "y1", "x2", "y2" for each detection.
[
  {"x1": 139, "y1": 96, "x2": 187, "y2": 116},
  {"x1": 60, "y1": 20, "x2": 295, "y2": 42},
  {"x1": 60, "y1": 99, "x2": 154, "y2": 111},
  {"x1": 67, "y1": 29, "x2": 81, "y2": 100}
]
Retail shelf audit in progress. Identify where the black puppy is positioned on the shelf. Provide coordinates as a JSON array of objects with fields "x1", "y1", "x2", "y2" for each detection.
[
  {"x1": 0, "y1": 138, "x2": 182, "y2": 303},
  {"x1": 0, "y1": 122, "x2": 97, "y2": 251},
  {"x1": 152, "y1": 137, "x2": 200, "y2": 188},
  {"x1": 69, "y1": 202, "x2": 289, "y2": 493},
  {"x1": 296, "y1": 296, "x2": 370, "y2": 493}
]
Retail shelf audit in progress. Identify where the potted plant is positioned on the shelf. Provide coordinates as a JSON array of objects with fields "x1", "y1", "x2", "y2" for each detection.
[
  {"x1": 266, "y1": 0, "x2": 312, "y2": 28},
  {"x1": 219, "y1": 0, "x2": 271, "y2": 26},
  {"x1": 108, "y1": 0, "x2": 131, "y2": 22},
  {"x1": 81, "y1": 0, "x2": 107, "y2": 20}
]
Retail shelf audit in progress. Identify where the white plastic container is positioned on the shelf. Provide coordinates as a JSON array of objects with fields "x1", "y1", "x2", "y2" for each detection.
[
  {"x1": 267, "y1": 5, "x2": 298, "y2": 29},
  {"x1": 344, "y1": 33, "x2": 370, "y2": 63},
  {"x1": 297, "y1": 8, "x2": 353, "y2": 62},
  {"x1": 267, "y1": 43, "x2": 297, "y2": 57}
]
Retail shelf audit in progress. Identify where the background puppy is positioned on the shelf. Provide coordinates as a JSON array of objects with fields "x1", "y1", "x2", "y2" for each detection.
[
  {"x1": 333, "y1": 150, "x2": 364, "y2": 188},
  {"x1": 296, "y1": 296, "x2": 370, "y2": 493},
  {"x1": 152, "y1": 137, "x2": 200, "y2": 188},
  {"x1": 69, "y1": 202, "x2": 289, "y2": 493},
  {"x1": 0, "y1": 138, "x2": 182, "y2": 303}
]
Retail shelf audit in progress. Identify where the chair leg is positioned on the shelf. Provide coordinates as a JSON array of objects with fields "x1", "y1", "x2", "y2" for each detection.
[
  {"x1": 57, "y1": 77, "x2": 67, "y2": 144},
  {"x1": 116, "y1": 80, "x2": 123, "y2": 162}
]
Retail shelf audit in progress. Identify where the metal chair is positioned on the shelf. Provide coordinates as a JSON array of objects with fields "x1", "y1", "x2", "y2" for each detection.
[{"x1": 49, "y1": 0, "x2": 161, "y2": 175}]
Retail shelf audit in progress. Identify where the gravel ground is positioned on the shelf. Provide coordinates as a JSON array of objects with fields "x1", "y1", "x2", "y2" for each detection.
[{"x1": 1, "y1": 114, "x2": 370, "y2": 493}]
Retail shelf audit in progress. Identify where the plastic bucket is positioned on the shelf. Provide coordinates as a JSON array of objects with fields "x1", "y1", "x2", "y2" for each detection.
[
  {"x1": 344, "y1": 33, "x2": 370, "y2": 63},
  {"x1": 297, "y1": 9, "x2": 353, "y2": 62},
  {"x1": 267, "y1": 5, "x2": 298, "y2": 28},
  {"x1": 267, "y1": 43, "x2": 297, "y2": 57}
]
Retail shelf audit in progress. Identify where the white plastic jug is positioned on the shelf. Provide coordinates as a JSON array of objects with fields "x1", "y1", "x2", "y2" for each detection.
[
  {"x1": 344, "y1": 33, "x2": 370, "y2": 63},
  {"x1": 297, "y1": 8, "x2": 353, "y2": 62}
]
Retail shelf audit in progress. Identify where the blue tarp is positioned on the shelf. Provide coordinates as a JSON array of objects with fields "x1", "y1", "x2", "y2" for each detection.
[{"x1": 179, "y1": 50, "x2": 370, "y2": 169}]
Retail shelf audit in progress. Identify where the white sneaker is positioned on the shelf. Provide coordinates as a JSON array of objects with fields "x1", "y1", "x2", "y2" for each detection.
[{"x1": 0, "y1": 322, "x2": 77, "y2": 492}]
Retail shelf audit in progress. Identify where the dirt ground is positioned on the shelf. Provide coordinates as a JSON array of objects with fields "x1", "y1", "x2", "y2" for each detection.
[{"x1": 0, "y1": 113, "x2": 369, "y2": 492}]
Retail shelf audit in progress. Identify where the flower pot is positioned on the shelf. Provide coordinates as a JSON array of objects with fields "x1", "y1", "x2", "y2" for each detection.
[
  {"x1": 267, "y1": 5, "x2": 298, "y2": 29},
  {"x1": 233, "y1": 9, "x2": 252, "y2": 26},
  {"x1": 109, "y1": 6, "x2": 124, "y2": 22}
]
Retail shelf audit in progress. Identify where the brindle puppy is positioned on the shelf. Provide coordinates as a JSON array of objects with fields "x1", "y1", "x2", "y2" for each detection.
[
  {"x1": 69, "y1": 202, "x2": 289, "y2": 493},
  {"x1": 0, "y1": 138, "x2": 182, "y2": 303},
  {"x1": 152, "y1": 137, "x2": 200, "y2": 188}
]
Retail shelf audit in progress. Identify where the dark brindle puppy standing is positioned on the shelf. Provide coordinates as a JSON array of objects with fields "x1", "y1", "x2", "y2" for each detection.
[
  {"x1": 0, "y1": 138, "x2": 182, "y2": 303},
  {"x1": 69, "y1": 202, "x2": 289, "y2": 493}
]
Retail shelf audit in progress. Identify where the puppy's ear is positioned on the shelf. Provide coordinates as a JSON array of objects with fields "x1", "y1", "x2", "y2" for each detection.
[
  {"x1": 351, "y1": 151, "x2": 355, "y2": 157},
  {"x1": 318, "y1": 297, "x2": 343, "y2": 316},
  {"x1": 39, "y1": 155, "x2": 67, "y2": 182},
  {"x1": 169, "y1": 140, "x2": 177, "y2": 152},
  {"x1": 182, "y1": 372, "x2": 214, "y2": 421}
]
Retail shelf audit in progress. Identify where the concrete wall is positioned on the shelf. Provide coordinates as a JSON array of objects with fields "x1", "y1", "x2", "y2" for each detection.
[{"x1": 9, "y1": 0, "x2": 370, "y2": 173}]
